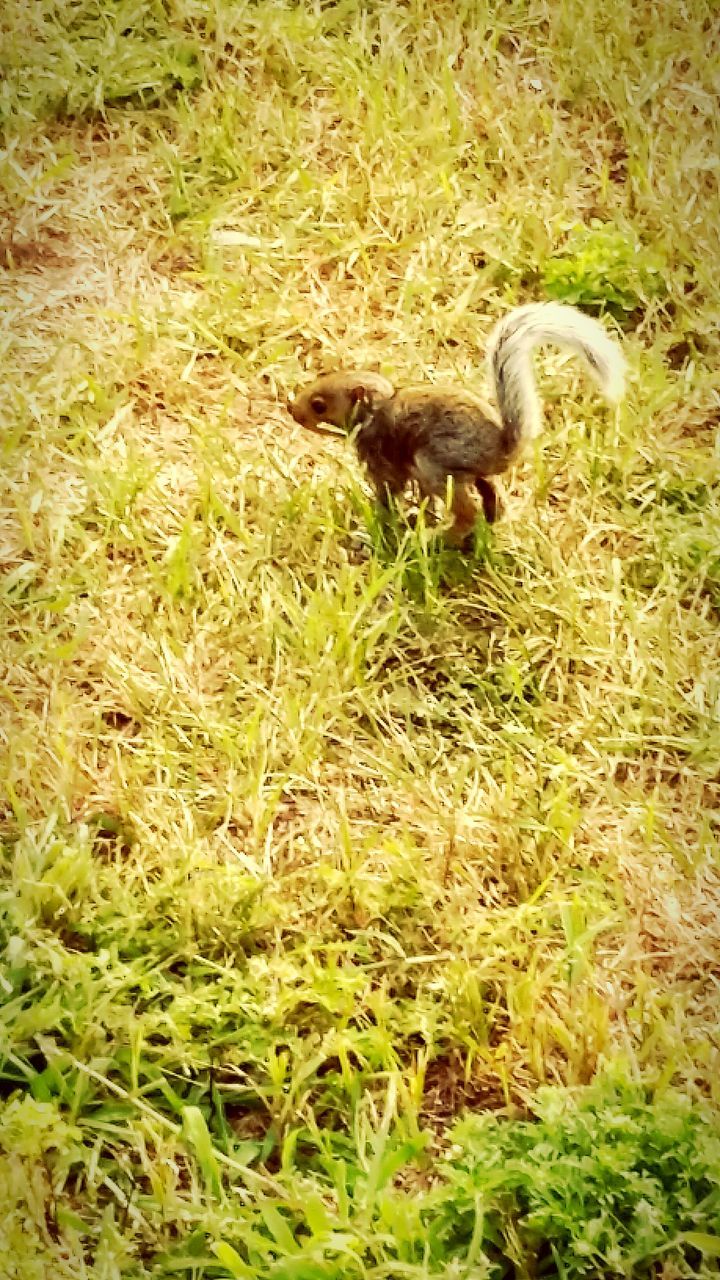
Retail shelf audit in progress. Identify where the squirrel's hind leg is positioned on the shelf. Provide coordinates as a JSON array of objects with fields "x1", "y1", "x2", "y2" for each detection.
[
  {"x1": 475, "y1": 477, "x2": 503, "y2": 524},
  {"x1": 409, "y1": 453, "x2": 481, "y2": 542},
  {"x1": 412, "y1": 450, "x2": 482, "y2": 544},
  {"x1": 448, "y1": 481, "x2": 483, "y2": 545}
]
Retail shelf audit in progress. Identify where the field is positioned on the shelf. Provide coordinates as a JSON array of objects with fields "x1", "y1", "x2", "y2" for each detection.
[{"x1": 1, "y1": 1, "x2": 720, "y2": 1276}]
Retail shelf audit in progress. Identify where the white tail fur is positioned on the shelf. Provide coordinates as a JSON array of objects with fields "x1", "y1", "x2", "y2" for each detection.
[{"x1": 486, "y1": 302, "x2": 626, "y2": 451}]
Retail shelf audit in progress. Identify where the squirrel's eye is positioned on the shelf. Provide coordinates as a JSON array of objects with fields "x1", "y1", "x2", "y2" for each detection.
[{"x1": 309, "y1": 396, "x2": 327, "y2": 415}]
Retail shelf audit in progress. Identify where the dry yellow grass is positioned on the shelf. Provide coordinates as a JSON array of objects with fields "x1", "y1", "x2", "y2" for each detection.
[{"x1": 1, "y1": 1, "x2": 720, "y2": 1276}]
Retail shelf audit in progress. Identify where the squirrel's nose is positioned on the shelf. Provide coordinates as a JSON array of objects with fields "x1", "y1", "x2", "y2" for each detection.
[{"x1": 287, "y1": 397, "x2": 304, "y2": 425}]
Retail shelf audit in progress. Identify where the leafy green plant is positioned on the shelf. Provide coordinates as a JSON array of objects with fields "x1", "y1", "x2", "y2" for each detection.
[
  {"x1": 542, "y1": 222, "x2": 668, "y2": 314},
  {"x1": 433, "y1": 1076, "x2": 720, "y2": 1277}
]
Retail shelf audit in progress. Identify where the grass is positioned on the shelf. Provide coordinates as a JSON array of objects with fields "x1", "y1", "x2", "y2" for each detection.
[{"x1": 1, "y1": 0, "x2": 719, "y2": 1275}]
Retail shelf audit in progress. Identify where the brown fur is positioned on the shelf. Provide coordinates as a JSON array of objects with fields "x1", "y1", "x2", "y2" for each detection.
[{"x1": 288, "y1": 375, "x2": 506, "y2": 540}]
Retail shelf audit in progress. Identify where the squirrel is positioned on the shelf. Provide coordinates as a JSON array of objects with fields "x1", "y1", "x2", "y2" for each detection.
[{"x1": 286, "y1": 302, "x2": 626, "y2": 542}]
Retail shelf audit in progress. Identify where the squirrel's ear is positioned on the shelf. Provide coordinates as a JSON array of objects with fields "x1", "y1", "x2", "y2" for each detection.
[{"x1": 349, "y1": 385, "x2": 368, "y2": 405}]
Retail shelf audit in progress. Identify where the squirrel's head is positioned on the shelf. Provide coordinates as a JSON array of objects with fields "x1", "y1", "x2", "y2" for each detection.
[{"x1": 287, "y1": 371, "x2": 395, "y2": 434}]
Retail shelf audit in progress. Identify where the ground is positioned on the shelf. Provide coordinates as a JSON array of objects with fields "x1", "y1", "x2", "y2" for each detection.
[{"x1": 1, "y1": 1, "x2": 720, "y2": 1277}]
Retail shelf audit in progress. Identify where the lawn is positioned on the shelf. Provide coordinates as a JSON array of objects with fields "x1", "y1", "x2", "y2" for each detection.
[{"x1": 1, "y1": 1, "x2": 719, "y2": 1276}]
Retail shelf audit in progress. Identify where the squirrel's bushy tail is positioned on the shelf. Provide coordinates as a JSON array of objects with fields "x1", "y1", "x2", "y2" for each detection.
[{"x1": 487, "y1": 302, "x2": 626, "y2": 459}]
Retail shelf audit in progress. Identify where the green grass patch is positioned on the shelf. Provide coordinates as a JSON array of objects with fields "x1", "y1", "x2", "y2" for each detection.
[{"x1": 1, "y1": 0, "x2": 719, "y2": 1276}]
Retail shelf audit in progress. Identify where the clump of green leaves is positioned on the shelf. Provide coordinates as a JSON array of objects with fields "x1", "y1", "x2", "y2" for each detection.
[
  {"x1": 542, "y1": 221, "x2": 667, "y2": 314},
  {"x1": 433, "y1": 1075, "x2": 720, "y2": 1278}
]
